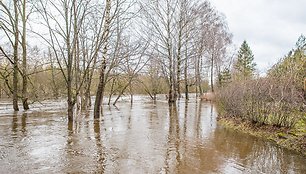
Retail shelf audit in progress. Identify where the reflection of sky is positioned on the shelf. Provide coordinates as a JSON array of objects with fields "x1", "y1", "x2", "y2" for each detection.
[{"x1": 0, "y1": 97, "x2": 305, "y2": 173}]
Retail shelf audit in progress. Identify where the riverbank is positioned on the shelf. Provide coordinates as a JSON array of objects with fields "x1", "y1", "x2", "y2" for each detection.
[{"x1": 217, "y1": 117, "x2": 306, "y2": 156}]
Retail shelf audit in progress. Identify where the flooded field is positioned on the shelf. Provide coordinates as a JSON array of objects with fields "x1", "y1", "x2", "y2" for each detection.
[{"x1": 0, "y1": 96, "x2": 305, "y2": 173}]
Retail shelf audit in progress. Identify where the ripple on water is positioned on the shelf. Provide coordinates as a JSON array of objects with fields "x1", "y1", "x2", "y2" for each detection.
[{"x1": 0, "y1": 97, "x2": 305, "y2": 173}]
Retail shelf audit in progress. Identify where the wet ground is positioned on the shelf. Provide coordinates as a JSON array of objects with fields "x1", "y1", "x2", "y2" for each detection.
[{"x1": 0, "y1": 96, "x2": 305, "y2": 173}]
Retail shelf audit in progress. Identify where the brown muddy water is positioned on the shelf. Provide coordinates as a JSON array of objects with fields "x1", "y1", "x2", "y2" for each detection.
[{"x1": 0, "y1": 95, "x2": 305, "y2": 174}]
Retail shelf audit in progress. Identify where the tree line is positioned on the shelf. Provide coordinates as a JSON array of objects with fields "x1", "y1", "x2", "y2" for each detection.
[{"x1": 0, "y1": 0, "x2": 234, "y2": 121}]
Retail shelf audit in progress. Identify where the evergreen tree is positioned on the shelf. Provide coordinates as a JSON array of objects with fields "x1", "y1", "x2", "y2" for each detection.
[
  {"x1": 234, "y1": 40, "x2": 256, "y2": 80},
  {"x1": 218, "y1": 67, "x2": 232, "y2": 87}
]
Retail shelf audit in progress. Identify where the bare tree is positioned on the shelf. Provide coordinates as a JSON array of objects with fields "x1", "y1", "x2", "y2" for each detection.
[
  {"x1": 0, "y1": 0, "x2": 233, "y2": 117},
  {"x1": 94, "y1": 0, "x2": 112, "y2": 118},
  {"x1": 192, "y1": 2, "x2": 232, "y2": 93},
  {"x1": 77, "y1": 2, "x2": 109, "y2": 110},
  {"x1": 35, "y1": 0, "x2": 94, "y2": 121},
  {"x1": 0, "y1": 0, "x2": 35, "y2": 110},
  {"x1": 94, "y1": 0, "x2": 136, "y2": 117},
  {"x1": 206, "y1": 22, "x2": 232, "y2": 92},
  {"x1": 0, "y1": 0, "x2": 20, "y2": 111},
  {"x1": 139, "y1": 53, "x2": 164, "y2": 100},
  {"x1": 139, "y1": 0, "x2": 232, "y2": 101},
  {"x1": 20, "y1": 0, "x2": 33, "y2": 110},
  {"x1": 112, "y1": 40, "x2": 149, "y2": 105},
  {"x1": 139, "y1": 0, "x2": 181, "y2": 103}
]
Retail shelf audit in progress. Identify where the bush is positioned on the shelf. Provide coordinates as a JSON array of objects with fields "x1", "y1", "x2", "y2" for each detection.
[{"x1": 216, "y1": 76, "x2": 305, "y2": 128}]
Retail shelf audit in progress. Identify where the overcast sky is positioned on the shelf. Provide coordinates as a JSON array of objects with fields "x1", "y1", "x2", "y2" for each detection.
[{"x1": 211, "y1": 0, "x2": 306, "y2": 73}]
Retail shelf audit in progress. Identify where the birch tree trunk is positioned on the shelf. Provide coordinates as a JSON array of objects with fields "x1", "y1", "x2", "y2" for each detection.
[
  {"x1": 21, "y1": 0, "x2": 29, "y2": 110},
  {"x1": 94, "y1": 0, "x2": 112, "y2": 118}
]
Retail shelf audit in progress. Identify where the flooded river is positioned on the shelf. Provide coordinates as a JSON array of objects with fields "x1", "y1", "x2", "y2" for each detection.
[{"x1": 0, "y1": 96, "x2": 305, "y2": 173}]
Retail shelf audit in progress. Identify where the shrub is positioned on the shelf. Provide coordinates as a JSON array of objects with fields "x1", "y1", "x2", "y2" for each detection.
[{"x1": 216, "y1": 76, "x2": 305, "y2": 128}]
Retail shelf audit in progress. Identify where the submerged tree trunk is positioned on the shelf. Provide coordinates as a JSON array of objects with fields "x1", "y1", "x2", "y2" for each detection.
[
  {"x1": 168, "y1": 60, "x2": 176, "y2": 103},
  {"x1": 67, "y1": 99, "x2": 74, "y2": 122},
  {"x1": 73, "y1": 3, "x2": 81, "y2": 112},
  {"x1": 195, "y1": 55, "x2": 202, "y2": 97},
  {"x1": 129, "y1": 84, "x2": 133, "y2": 104},
  {"x1": 184, "y1": 56, "x2": 188, "y2": 100},
  {"x1": 113, "y1": 80, "x2": 132, "y2": 106},
  {"x1": 184, "y1": 33, "x2": 189, "y2": 100},
  {"x1": 82, "y1": 72, "x2": 92, "y2": 110},
  {"x1": 82, "y1": 50, "x2": 98, "y2": 110},
  {"x1": 168, "y1": 43, "x2": 175, "y2": 103},
  {"x1": 66, "y1": 1, "x2": 74, "y2": 122},
  {"x1": 107, "y1": 77, "x2": 116, "y2": 105},
  {"x1": 67, "y1": 59, "x2": 74, "y2": 122},
  {"x1": 176, "y1": 2, "x2": 185, "y2": 100},
  {"x1": 94, "y1": 0, "x2": 111, "y2": 118},
  {"x1": 13, "y1": 0, "x2": 19, "y2": 111},
  {"x1": 94, "y1": 65, "x2": 106, "y2": 118},
  {"x1": 21, "y1": 0, "x2": 29, "y2": 110}
]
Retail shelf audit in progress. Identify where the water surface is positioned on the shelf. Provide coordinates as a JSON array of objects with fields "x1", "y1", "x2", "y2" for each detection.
[{"x1": 0, "y1": 96, "x2": 305, "y2": 173}]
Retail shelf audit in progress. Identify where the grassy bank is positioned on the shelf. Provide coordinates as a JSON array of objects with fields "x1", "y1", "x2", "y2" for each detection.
[{"x1": 217, "y1": 116, "x2": 306, "y2": 156}]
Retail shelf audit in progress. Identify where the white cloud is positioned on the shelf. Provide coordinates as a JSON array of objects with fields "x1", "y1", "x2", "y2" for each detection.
[{"x1": 211, "y1": 0, "x2": 306, "y2": 72}]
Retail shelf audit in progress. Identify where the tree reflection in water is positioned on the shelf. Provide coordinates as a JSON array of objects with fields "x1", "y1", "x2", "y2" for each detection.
[
  {"x1": 0, "y1": 97, "x2": 305, "y2": 173},
  {"x1": 94, "y1": 118, "x2": 106, "y2": 173}
]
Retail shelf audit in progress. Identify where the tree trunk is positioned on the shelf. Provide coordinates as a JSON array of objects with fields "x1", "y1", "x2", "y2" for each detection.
[
  {"x1": 113, "y1": 80, "x2": 132, "y2": 106},
  {"x1": 13, "y1": 0, "x2": 19, "y2": 111},
  {"x1": 195, "y1": 55, "x2": 200, "y2": 97},
  {"x1": 176, "y1": 39, "x2": 182, "y2": 99},
  {"x1": 74, "y1": 3, "x2": 80, "y2": 112},
  {"x1": 168, "y1": 52, "x2": 175, "y2": 103},
  {"x1": 94, "y1": 66, "x2": 106, "y2": 118},
  {"x1": 176, "y1": 5, "x2": 185, "y2": 99},
  {"x1": 67, "y1": 68, "x2": 74, "y2": 122},
  {"x1": 168, "y1": 62, "x2": 176, "y2": 103},
  {"x1": 130, "y1": 84, "x2": 133, "y2": 104},
  {"x1": 184, "y1": 59, "x2": 188, "y2": 100},
  {"x1": 83, "y1": 64, "x2": 95, "y2": 110},
  {"x1": 94, "y1": 0, "x2": 111, "y2": 118},
  {"x1": 176, "y1": 62, "x2": 181, "y2": 99},
  {"x1": 83, "y1": 89, "x2": 91, "y2": 110},
  {"x1": 184, "y1": 34, "x2": 189, "y2": 100},
  {"x1": 67, "y1": 10, "x2": 73, "y2": 121},
  {"x1": 107, "y1": 77, "x2": 116, "y2": 105},
  {"x1": 199, "y1": 57, "x2": 203, "y2": 95},
  {"x1": 21, "y1": 0, "x2": 29, "y2": 110},
  {"x1": 67, "y1": 100, "x2": 74, "y2": 122},
  {"x1": 82, "y1": 75, "x2": 91, "y2": 110},
  {"x1": 210, "y1": 54, "x2": 214, "y2": 92},
  {"x1": 166, "y1": 0, "x2": 176, "y2": 104}
]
